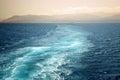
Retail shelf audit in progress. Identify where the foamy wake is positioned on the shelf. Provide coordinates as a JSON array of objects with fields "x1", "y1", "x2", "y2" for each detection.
[{"x1": 2, "y1": 25, "x2": 93, "y2": 80}]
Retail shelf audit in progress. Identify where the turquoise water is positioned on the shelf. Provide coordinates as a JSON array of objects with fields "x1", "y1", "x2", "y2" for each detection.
[
  {"x1": 0, "y1": 24, "x2": 93, "y2": 80},
  {"x1": 0, "y1": 23, "x2": 120, "y2": 80}
]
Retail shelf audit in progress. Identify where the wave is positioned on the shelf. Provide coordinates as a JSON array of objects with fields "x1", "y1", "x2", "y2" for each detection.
[{"x1": 1, "y1": 25, "x2": 93, "y2": 80}]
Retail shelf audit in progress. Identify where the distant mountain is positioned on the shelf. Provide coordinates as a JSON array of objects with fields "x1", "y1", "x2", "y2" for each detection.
[
  {"x1": 103, "y1": 14, "x2": 120, "y2": 23},
  {"x1": 1, "y1": 14, "x2": 120, "y2": 23},
  {"x1": 2, "y1": 15, "x2": 54, "y2": 23}
]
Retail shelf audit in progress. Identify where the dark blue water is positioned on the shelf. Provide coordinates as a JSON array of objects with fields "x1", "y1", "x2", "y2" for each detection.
[{"x1": 0, "y1": 23, "x2": 120, "y2": 80}]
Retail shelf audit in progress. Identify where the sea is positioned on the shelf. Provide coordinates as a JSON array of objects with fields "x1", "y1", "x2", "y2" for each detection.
[{"x1": 0, "y1": 23, "x2": 120, "y2": 80}]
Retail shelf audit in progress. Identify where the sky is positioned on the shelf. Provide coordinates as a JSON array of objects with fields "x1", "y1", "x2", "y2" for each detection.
[{"x1": 0, "y1": 0, "x2": 120, "y2": 20}]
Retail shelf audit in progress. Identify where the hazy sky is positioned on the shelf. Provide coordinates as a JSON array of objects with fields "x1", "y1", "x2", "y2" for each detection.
[{"x1": 0, "y1": 0, "x2": 120, "y2": 20}]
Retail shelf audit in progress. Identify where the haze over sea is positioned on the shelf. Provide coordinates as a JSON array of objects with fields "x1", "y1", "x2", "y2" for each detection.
[{"x1": 0, "y1": 23, "x2": 120, "y2": 80}]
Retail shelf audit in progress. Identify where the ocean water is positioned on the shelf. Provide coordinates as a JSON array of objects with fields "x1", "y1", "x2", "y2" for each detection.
[{"x1": 0, "y1": 23, "x2": 120, "y2": 80}]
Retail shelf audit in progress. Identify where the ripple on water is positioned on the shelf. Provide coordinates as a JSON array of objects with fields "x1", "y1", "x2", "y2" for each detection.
[{"x1": 1, "y1": 25, "x2": 93, "y2": 80}]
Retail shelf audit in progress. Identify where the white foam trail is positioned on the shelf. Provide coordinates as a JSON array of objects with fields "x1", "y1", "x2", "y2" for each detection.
[{"x1": 3, "y1": 25, "x2": 93, "y2": 80}]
